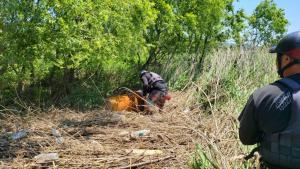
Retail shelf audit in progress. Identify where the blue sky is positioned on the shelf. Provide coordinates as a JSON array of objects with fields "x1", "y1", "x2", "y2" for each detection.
[{"x1": 233, "y1": 0, "x2": 300, "y2": 33}]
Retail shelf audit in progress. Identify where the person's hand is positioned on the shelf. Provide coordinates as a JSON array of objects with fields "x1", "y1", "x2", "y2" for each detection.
[{"x1": 143, "y1": 85, "x2": 149, "y2": 96}]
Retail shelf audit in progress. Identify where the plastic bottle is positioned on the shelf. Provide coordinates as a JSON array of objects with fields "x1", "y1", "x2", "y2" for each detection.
[
  {"x1": 11, "y1": 130, "x2": 28, "y2": 140},
  {"x1": 34, "y1": 153, "x2": 59, "y2": 163},
  {"x1": 130, "y1": 129, "x2": 150, "y2": 138},
  {"x1": 51, "y1": 128, "x2": 61, "y2": 137},
  {"x1": 51, "y1": 128, "x2": 64, "y2": 144}
]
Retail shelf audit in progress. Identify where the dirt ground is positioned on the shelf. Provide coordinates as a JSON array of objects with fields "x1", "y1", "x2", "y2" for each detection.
[{"x1": 0, "y1": 91, "x2": 214, "y2": 169}]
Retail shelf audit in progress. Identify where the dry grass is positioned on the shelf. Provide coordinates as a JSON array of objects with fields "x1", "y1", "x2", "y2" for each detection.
[
  {"x1": 0, "y1": 88, "x2": 254, "y2": 169},
  {"x1": 0, "y1": 92, "x2": 214, "y2": 169}
]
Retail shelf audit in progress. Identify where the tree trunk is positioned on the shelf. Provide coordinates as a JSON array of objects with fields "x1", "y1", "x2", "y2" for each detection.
[
  {"x1": 142, "y1": 47, "x2": 160, "y2": 69},
  {"x1": 62, "y1": 68, "x2": 74, "y2": 95},
  {"x1": 51, "y1": 68, "x2": 75, "y2": 102},
  {"x1": 195, "y1": 34, "x2": 209, "y2": 78}
]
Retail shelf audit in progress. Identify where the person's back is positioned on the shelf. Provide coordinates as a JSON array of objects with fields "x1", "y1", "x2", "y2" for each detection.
[
  {"x1": 239, "y1": 31, "x2": 300, "y2": 168},
  {"x1": 140, "y1": 70, "x2": 167, "y2": 93},
  {"x1": 259, "y1": 77, "x2": 300, "y2": 169},
  {"x1": 140, "y1": 71, "x2": 164, "y2": 87},
  {"x1": 139, "y1": 70, "x2": 169, "y2": 110}
]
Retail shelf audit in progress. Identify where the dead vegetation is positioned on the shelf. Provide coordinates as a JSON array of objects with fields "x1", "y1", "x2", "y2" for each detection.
[{"x1": 0, "y1": 87, "x2": 251, "y2": 169}]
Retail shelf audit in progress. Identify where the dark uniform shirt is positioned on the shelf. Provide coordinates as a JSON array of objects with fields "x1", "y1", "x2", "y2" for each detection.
[{"x1": 238, "y1": 74, "x2": 300, "y2": 145}]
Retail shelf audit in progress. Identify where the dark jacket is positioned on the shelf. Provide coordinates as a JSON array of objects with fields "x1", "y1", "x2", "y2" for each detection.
[
  {"x1": 239, "y1": 74, "x2": 300, "y2": 168},
  {"x1": 140, "y1": 72, "x2": 167, "y2": 94},
  {"x1": 140, "y1": 72, "x2": 164, "y2": 86}
]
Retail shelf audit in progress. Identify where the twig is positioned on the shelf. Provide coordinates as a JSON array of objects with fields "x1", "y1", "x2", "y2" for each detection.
[
  {"x1": 132, "y1": 155, "x2": 145, "y2": 164},
  {"x1": 117, "y1": 155, "x2": 175, "y2": 169}
]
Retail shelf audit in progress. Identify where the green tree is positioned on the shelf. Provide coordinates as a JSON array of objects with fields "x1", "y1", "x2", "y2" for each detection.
[
  {"x1": 143, "y1": 0, "x2": 235, "y2": 74},
  {"x1": 248, "y1": 0, "x2": 288, "y2": 46},
  {"x1": 0, "y1": 0, "x2": 289, "y2": 107},
  {"x1": 0, "y1": 0, "x2": 157, "y2": 103},
  {"x1": 141, "y1": 0, "x2": 176, "y2": 69},
  {"x1": 225, "y1": 8, "x2": 247, "y2": 46},
  {"x1": 175, "y1": 0, "x2": 235, "y2": 76}
]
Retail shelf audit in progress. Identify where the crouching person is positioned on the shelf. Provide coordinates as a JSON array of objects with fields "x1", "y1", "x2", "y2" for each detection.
[{"x1": 140, "y1": 70, "x2": 170, "y2": 110}]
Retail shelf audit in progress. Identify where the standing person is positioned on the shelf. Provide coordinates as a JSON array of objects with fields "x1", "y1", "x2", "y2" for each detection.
[
  {"x1": 140, "y1": 70, "x2": 169, "y2": 109},
  {"x1": 238, "y1": 31, "x2": 300, "y2": 169}
]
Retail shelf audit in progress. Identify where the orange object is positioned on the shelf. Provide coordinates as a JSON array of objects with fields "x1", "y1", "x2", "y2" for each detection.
[{"x1": 107, "y1": 92, "x2": 145, "y2": 112}]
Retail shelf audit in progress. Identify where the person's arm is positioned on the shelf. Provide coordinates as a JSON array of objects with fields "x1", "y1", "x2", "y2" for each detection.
[
  {"x1": 238, "y1": 94, "x2": 262, "y2": 145},
  {"x1": 141, "y1": 75, "x2": 149, "y2": 96},
  {"x1": 141, "y1": 75, "x2": 149, "y2": 86}
]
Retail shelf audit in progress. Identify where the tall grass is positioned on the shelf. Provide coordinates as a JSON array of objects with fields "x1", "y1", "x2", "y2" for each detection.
[{"x1": 159, "y1": 47, "x2": 278, "y2": 168}]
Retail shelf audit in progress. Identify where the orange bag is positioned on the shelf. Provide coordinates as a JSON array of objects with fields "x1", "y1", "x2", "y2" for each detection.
[{"x1": 107, "y1": 92, "x2": 145, "y2": 112}]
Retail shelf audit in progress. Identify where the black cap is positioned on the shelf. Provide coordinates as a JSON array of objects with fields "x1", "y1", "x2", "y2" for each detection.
[{"x1": 269, "y1": 31, "x2": 300, "y2": 54}]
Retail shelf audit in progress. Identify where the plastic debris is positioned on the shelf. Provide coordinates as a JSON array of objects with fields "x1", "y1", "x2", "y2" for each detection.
[
  {"x1": 118, "y1": 130, "x2": 130, "y2": 136},
  {"x1": 51, "y1": 128, "x2": 61, "y2": 137},
  {"x1": 183, "y1": 108, "x2": 190, "y2": 113},
  {"x1": 130, "y1": 129, "x2": 150, "y2": 138},
  {"x1": 11, "y1": 130, "x2": 28, "y2": 140},
  {"x1": 55, "y1": 137, "x2": 64, "y2": 144},
  {"x1": 51, "y1": 128, "x2": 64, "y2": 144},
  {"x1": 125, "y1": 149, "x2": 163, "y2": 156},
  {"x1": 34, "y1": 153, "x2": 59, "y2": 164}
]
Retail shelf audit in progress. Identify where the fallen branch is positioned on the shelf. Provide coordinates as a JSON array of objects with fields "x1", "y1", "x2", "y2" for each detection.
[{"x1": 117, "y1": 155, "x2": 175, "y2": 169}]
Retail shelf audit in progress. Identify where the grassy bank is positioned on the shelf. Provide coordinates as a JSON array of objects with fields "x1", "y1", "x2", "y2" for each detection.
[{"x1": 170, "y1": 47, "x2": 278, "y2": 168}]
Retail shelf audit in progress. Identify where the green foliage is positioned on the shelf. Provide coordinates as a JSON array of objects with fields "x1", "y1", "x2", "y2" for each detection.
[
  {"x1": 0, "y1": 0, "x2": 157, "y2": 107},
  {"x1": 248, "y1": 0, "x2": 288, "y2": 45},
  {"x1": 171, "y1": 73, "x2": 189, "y2": 90},
  {"x1": 0, "y1": 0, "x2": 289, "y2": 109},
  {"x1": 143, "y1": 0, "x2": 236, "y2": 72},
  {"x1": 225, "y1": 8, "x2": 247, "y2": 46},
  {"x1": 190, "y1": 144, "x2": 217, "y2": 169}
]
